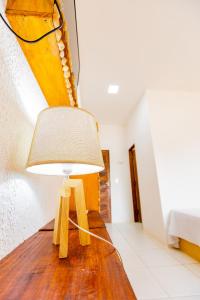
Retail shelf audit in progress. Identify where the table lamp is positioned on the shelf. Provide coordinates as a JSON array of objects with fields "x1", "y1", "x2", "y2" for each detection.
[{"x1": 26, "y1": 106, "x2": 104, "y2": 258}]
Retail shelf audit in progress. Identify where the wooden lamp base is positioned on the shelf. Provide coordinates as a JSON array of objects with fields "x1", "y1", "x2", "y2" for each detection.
[{"x1": 53, "y1": 178, "x2": 91, "y2": 258}]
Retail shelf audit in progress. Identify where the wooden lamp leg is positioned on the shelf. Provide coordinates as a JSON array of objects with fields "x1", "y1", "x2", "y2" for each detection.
[
  {"x1": 74, "y1": 180, "x2": 91, "y2": 246},
  {"x1": 53, "y1": 179, "x2": 90, "y2": 258},
  {"x1": 59, "y1": 195, "x2": 70, "y2": 258},
  {"x1": 53, "y1": 184, "x2": 71, "y2": 258},
  {"x1": 53, "y1": 195, "x2": 62, "y2": 245}
]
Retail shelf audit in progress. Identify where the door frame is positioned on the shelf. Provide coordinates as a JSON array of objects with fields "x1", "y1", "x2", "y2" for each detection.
[
  {"x1": 99, "y1": 149, "x2": 112, "y2": 223},
  {"x1": 129, "y1": 145, "x2": 142, "y2": 222}
]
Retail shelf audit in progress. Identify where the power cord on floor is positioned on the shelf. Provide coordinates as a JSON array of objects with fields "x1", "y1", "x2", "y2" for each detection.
[{"x1": 68, "y1": 217, "x2": 123, "y2": 265}]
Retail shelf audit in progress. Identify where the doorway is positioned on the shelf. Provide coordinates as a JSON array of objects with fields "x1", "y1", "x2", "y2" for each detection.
[
  {"x1": 99, "y1": 150, "x2": 111, "y2": 223},
  {"x1": 129, "y1": 145, "x2": 142, "y2": 222}
]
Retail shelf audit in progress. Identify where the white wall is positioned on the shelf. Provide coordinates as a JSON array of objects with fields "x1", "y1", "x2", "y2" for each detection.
[
  {"x1": 126, "y1": 96, "x2": 166, "y2": 242},
  {"x1": 148, "y1": 90, "x2": 200, "y2": 226},
  {"x1": 99, "y1": 125, "x2": 133, "y2": 223},
  {"x1": 126, "y1": 90, "x2": 200, "y2": 243},
  {"x1": 0, "y1": 4, "x2": 62, "y2": 259}
]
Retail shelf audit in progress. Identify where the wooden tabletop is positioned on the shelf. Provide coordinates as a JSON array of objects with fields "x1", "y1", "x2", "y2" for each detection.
[{"x1": 0, "y1": 212, "x2": 136, "y2": 300}]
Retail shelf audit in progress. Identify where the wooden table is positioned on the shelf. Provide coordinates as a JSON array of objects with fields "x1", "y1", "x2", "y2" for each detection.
[{"x1": 0, "y1": 212, "x2": 136, "y2": 300}]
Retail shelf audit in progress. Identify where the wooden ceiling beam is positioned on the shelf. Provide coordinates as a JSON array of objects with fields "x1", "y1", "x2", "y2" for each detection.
[
  {"x1": 5, "y1": 0, "x2": 77, "y2": 106},
  {"x1": 6, "y1": 0, "x2": 54, "y2": 17}
]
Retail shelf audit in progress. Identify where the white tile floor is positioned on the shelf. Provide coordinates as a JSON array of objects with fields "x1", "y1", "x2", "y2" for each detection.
[{"x1": 106, "y1": 223, "x2": 200, "y2": 300}]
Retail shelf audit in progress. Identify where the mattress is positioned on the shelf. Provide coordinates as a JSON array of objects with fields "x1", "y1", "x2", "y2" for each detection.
[{"x1": 168, "y1": 209, "x2": 200, "y2": 248}]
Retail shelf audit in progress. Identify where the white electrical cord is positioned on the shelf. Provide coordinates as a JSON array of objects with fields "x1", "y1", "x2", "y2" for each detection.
[{"x1": 68, "y1": 217, "x2": 123, "y2": 264}]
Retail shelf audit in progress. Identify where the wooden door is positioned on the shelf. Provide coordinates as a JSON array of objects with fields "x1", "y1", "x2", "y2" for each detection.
[
  {"x1": 129, "y1": 145, "x2": 142, "y2": 222},
  {"x1": 99, "y1": 150, "x2": 111, "y2": 223}
]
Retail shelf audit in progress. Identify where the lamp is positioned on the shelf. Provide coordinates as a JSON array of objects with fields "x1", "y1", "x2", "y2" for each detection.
[
  {"x1": 26, "y1": 106, "x2": 104, "y2": 258},
  {"x1": 26, "y1": 106, "x2": 104, "y2": 176}
]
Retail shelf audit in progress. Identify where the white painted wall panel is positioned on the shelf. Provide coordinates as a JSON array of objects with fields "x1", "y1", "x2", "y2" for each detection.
[
  {"x1": 148, "y1": 90, "x2": 200, "y2": 226},
  {"x1": 126, "y1": 96, "x2": 166, "y2": 242}
]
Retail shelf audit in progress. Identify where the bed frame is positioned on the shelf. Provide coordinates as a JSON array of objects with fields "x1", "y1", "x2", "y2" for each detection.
[{"x1": 180, "y1": 239, "x2": 200, "y2": 262}]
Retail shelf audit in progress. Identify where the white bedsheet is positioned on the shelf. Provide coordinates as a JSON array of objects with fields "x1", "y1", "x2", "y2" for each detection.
[{"x1": 168, "y1": 209, "x2": 200, "y2": 248}]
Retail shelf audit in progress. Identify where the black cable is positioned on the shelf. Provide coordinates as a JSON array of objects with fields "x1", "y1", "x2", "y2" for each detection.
[{"x1": 0, "y1": 0, "x2": 63, "y2": 44}]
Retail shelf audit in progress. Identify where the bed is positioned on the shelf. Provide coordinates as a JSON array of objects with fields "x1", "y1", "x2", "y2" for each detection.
[{"x1": 168, "y1": 209, "x2": 200, "y2": 261}]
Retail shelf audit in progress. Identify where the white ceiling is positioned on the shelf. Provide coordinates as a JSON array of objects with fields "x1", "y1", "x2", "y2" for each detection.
[{"x1": 75, "y1": 0, "x2": 200, "y2": 124}]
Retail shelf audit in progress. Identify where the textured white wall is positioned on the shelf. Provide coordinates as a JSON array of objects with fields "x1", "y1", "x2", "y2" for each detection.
[
  {"x1": 99, "y1": 124, "x2": 133, "y2": 223},
  {"x1": 126, "y1": 96, "x2": 166, "y2": 242},
  {"x1": 0, "y1": 3, "x2": 62, "y2": 259}
]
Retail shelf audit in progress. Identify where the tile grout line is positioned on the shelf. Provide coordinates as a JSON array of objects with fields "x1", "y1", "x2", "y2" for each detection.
[
  {"x1": 108, "y1": 224, "x2": 170, "y2": 299},
  {"x1": 107, "y1": 224, "x2": 200, "y2": 300}
]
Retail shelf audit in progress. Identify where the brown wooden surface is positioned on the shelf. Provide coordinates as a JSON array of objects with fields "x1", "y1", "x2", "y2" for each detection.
[
  {"x1": 40, "y1": 211, "x2": 105, "y2": 231},
  {"x1": 0, "y1": 213, "x2": 136, "y2": 300},
  {"x1": 129, "y1": 145, "x2": 142, "y2": 222},
  {"x1": 99, "y1": 150, "x2": 111, "y2": 223}
]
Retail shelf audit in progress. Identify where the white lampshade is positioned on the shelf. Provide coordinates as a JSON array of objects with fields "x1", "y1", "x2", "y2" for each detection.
[{"x1": 26, "y1": 107, "x2": 104, "y2": 176}]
